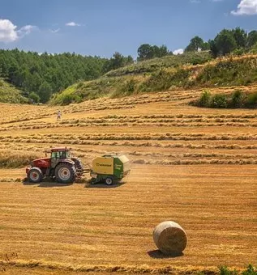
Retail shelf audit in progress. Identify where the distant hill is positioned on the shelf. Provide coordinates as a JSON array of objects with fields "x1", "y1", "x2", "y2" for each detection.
[
  {"x1": 50, "y1": 52, "x2": 257, "y2": 106},
  {"x1": 105, "y1": 51, "x2": 212, "y2": 77},
  {"x1": 0, "y1": 79, "x2": 28, "y2": 104},
  {"x1": 0, "y1": 49, "x2": 108, "y2": 104}
]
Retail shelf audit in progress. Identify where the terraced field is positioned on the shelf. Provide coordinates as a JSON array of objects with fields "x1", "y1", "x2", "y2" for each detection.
[{"x1": 0, "y1": 86, "x2": 257, "y2": 274}]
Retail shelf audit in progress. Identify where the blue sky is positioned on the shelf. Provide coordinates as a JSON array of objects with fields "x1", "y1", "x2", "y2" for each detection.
[{"x1": 0, "y1": 0, "x2": 257, "y2": 57}]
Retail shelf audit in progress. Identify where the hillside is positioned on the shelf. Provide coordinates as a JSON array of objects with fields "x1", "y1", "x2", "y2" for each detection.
[
  {"x1": 0, "y1": 79, "x2": 27, "y2": 104},
  {"x1": 51, "y1": 53, "x2": 257, "y2": 105}
]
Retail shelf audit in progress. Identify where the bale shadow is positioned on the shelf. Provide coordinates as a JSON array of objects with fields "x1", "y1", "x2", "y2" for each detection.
[
  {"x1": 148, "y1": 250, "x2": 184, "y2": 259},
  {"x1": 85, "y1": 181, "x2": 126, "y2": 189}
]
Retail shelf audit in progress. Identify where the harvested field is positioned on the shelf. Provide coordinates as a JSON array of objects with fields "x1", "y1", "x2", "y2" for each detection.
[{"x1": 0, "y1": 86, "x2": 257, "y2": 274}]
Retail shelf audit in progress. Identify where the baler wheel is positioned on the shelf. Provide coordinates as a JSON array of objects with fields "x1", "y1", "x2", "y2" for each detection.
[{"x1": 105, "y1": 177, "x2": 114, "y2": 185}]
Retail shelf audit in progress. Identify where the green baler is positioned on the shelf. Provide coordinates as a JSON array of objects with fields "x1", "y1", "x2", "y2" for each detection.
[{"x1": 90, "y1": 154, "x2": 130, "y2": 185}]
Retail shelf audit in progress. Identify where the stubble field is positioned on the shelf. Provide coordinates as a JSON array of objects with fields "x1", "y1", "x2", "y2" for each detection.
[{"x1": 0, "y1": 86, "x2": 257, "y2": 274}]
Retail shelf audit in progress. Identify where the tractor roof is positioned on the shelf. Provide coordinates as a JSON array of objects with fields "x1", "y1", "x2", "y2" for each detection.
[{"x1": 45, "y1": 147, "x2": 71, "y2": 153}]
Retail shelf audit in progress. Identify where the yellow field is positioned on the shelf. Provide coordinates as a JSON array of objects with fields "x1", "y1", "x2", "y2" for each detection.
[{"x1": 0, "y1": 87, "x2": 257, "y2": 274}]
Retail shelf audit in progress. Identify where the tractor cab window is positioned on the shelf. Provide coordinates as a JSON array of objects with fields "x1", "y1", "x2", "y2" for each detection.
[{"x1": 51, "y1": 151, "x2": 67, "y2": 159}]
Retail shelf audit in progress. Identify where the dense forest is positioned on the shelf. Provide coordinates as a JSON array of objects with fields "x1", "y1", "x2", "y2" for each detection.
[
  {"x1": 0, "y1": 50, "x2": 135, "y2": 103},
  {"x1": 0, "y1": 27, "x2": 257, "y2": 104}
]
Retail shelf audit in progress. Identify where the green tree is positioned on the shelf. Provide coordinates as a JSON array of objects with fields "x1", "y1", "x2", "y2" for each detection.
[
  {"x1": 247, "y1": 30, "x2": 257, "y2": 48},
  {"x1": 214, "y1": 29, "x2": 237, "y2": 56},
  {"x1": 156, "y1": 45, "x2": 169, "y2": 57},
  {"x1": 137, "y1": 44, "x2": 154, "y2": 61},
  {"x1": 202, "y1": 42, "x2": 210, "y2": 51},
  {"x1": 127, "y1": 55, "x2": 134, "y2": 64},
  {"x1": 38, "y1": 82, "x2": 52, "y2": 103},
  {"x1": 232, "y1": 27, "x2": 247, "y2": 48},
  {"x1": 185, "y1": 36, "x2": 205, "y2": 52},
  {"x1": 209, "y1": 39, "x2": 219, "y2": 57}
]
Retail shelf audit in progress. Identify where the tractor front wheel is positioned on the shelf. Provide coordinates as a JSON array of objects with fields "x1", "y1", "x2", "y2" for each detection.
[
  {"x1": 55, "y1": 163, "x2": 76, "y2": 184},
  {"x1": 28, "y1": 167, "x2": 43, "y2": 183}
]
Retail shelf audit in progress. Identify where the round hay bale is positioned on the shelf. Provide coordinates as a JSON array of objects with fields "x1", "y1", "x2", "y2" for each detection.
[{"x1": 153, "y1": 221, "x2": 187, "y2": 255}]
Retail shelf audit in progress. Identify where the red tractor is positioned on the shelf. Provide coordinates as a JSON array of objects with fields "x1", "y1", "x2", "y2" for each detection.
[{"x1": 26, "y1": 147, "x2": 83, "y2": 184}]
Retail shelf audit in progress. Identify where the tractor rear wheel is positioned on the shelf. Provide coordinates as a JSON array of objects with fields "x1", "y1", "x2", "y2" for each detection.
[
  {"x1": 28, "y1": 167, "x2": 43, "y2": 183},
  {"x1": 55, "y1": 163, "x2": 76, "y2": 184}
]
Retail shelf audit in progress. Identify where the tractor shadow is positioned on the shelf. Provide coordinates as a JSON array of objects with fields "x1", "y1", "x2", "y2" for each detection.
[
  {"x1": 38, "y1": 182, "x2": 74, "y2": 188},
  {"x1": 22, "y1": 178, "x2": 73, "y2": 188},
  {"x1": 147, "y1": 250, "x2": 184, "y2": 259}
]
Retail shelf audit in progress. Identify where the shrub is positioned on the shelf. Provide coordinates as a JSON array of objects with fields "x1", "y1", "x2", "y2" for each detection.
[
  {"x1": 242, "y1": 264, "x2": 257, "y2": 275},
  {"x1": 230, "y1": 89, "x2": 244, "y2": 108},
  {"x1": 219, "y1": 266, "x2": 238, "y2": 275},
  {"x1": 198, "y1": 90, "x2": 211, "y2": 107},
  {"x1": 120, "y1": 79, "x2": 137, "y2": 96},
  {"x1": 61, "y1": 93, "x2": 74, "y2": 105},
  {"x1": 211, "y1": 94, "x2": 228, "y2": 108},
  {"x1": 246, "y1": 91, "x2": 257, "y2": 108},
  {"x1": 76, "y1": 82, "x2": 84, "y2": 89},
  {"x1": 28, "y1": 92, "x2": 40, "y2": 103},
  {"x1": 233, "y1": 48, "x2": 245, "y2": 56}
]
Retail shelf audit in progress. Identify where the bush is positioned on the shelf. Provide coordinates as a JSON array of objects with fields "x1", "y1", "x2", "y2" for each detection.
[
  {"x1": 76, "y1": 82, "x2": 84, "y2": 89},
  {"x1": 120, "y1": 79, "x2": 137, "y2": 96},
  {"x1": 219, "y1": 266, "x2": 238, "y2": 275},
  {"x1": 246, "y1": 91, "x2": 257, "y2": 108},
  {"x1": 211, "y1": 94, "x2": 228, "y2": 108},
  {"x1": 29, "y1": 92, "x2": 40, "y2": 103},
  {"x1": 233, "y1": 48, "x2": 245, "y2": 56},
  {"x1": 230, "y1": 89, "x2": 244, "y2": 108},
  {"x1": 198, "y1": 90, "x2": 211, "y2": 107},
  {"x1": 218, "y1": 264, "x2": 257, "y2": 275},
  {"x1": 242, "y1": 264, "x2": 257, "y2": 275}
]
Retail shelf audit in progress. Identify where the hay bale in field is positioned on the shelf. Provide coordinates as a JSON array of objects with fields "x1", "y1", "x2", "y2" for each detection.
[{"x1": 153, "y1": 221, "x2": 187, "y2": 255}]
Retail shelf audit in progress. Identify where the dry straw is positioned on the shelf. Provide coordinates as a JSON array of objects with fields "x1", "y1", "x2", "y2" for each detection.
[{"x1": 153, "y1": 221, "x2": 187, "y2": 255}]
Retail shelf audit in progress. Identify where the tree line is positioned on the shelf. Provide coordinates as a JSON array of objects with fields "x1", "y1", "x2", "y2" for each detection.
[
  {"x1": 1, "y1": 27, "x2": 257, "y2": 103},
  {"x1": 184, "y1": 28, "x2": 257, "y2": 57},
  {"x1": 0, "y1": 49, "x2": 135, "y2": 103},
  {"x1": 136, "y1": 28, "x2": 257, "y2": 60}
]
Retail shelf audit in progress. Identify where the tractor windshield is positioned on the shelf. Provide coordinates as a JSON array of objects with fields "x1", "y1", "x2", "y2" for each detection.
[{"x1": 51, "y1": 151, "x2": 70, "y2": 159}]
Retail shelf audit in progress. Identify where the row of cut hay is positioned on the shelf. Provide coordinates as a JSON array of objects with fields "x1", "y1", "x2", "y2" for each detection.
[
  {"x1": 0, "y1": 150, "x2": 40, "y2": 168},
  {"x1": 5, "y1": 122, "x2": 257, "y2": 132},
  {"x1": 104, "y1": 113, "x2": 257, "y2": 119},
  {"x1": 57, "y1": 117, "x2": 254, "y2": 124},
  {"x1": 4, "y1": 133, "x2": 257, "y2": 141},
  {"x1": 133, "y1": 159, "x2": 257, "y2": 165},
  {"x1": 0, "y1": 259, "x2": 219, "y2": 274}
]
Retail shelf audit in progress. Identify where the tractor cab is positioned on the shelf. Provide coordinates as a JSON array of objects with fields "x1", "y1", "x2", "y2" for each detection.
[{"x1": 45, "y1": 147, "x2": 71, "y2": 167}]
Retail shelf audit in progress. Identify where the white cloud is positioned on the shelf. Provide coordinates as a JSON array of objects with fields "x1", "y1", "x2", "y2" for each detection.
[
  {"x1": 17, "y1": 25, "x2": 37, "y2": 37},
  {"x1": 231, "y1": 0, "x2": 257, "y2": 15},
  {"x1": 0, "y1": 19, "x2": 37, "y2": 43},
  {"x1": 65, "y1": 21, "x2": 81, "y2": 27},
  {"x1": 173, "y1": 49, "x2": 184, "y2": 55},
  {"x1": 50, "y1": 28, "x2": 60, "y2": 33},
  {"x1": 0, "y1": 19, "x2": 18, "y2": 42},
  {"x1": 190, "y1": 0, "x2": 201, "y2": 3}
]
